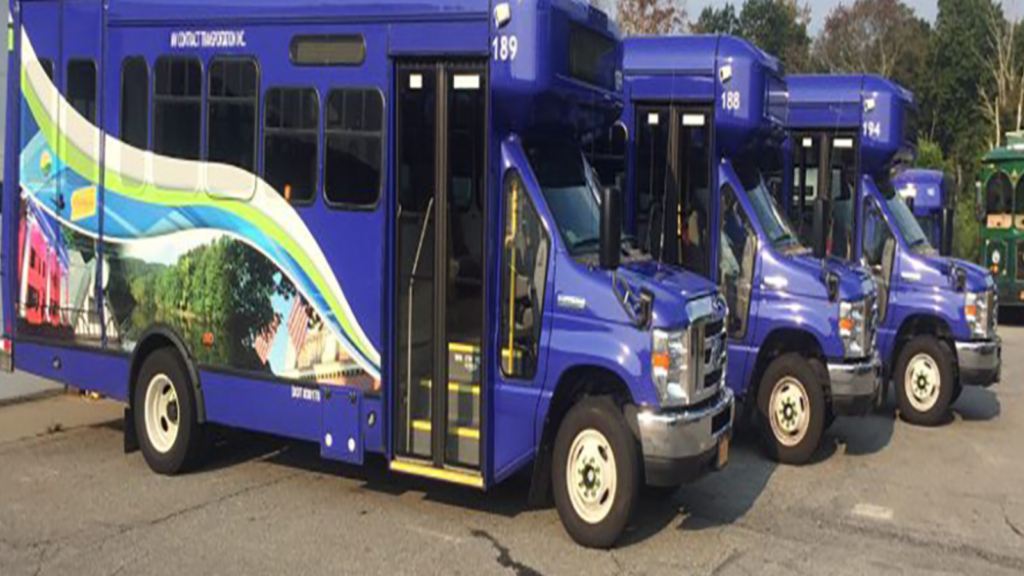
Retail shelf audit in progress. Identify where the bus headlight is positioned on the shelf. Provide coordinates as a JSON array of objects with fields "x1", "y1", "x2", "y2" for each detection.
[
  {"x1": 965, "y1": 291, "x2": 991, "y2": 339},
  {"x1": 652, "y1": 328, "x2": 691, "y2": 407},
  {"x1": 839, "y1": 299, "x2": 869, "y2": 358}
]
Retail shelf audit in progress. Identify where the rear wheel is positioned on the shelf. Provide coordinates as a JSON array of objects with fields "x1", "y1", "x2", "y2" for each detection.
[
  {"x1": 757, "y1": 353, "x2": 826, "y2": 465},
  {"x1": 134, "y1": 348, "x2": 206, "y2": 475},
  {"x1": 552, "y1": 397, "x2": 638, "y2": 548},
  {"x1": 895, "y1": 336, "x2": 954, "y2": 426}
]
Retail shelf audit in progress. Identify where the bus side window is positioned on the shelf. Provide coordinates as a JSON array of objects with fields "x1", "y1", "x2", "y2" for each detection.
[
  {"x1": 499, "y1": 170, "x2": 549, "y2": 380},
  {"x1": 39, "y1": 58, "x2": 54, "y2": 80},
  {"x1": 207, "y1": 58, "x2": 258, "y2": 174},
  {"x1": 263, "y1": 87, "x2": 319, "y2": 204},
  {"x1": 154, "y1": 56, "x2": 203, "y2": 191},
  {"x1": 67, "y1": 60, "x2": 97, "y2": 123},
  {"x1": 119, "y1": 57, "x2": 149, "y2": 191},
  {"x1": 120, "y1": 57, "x2": 149, "y2": 150},
  {"x1": 323, "y1": 88, "x2": 383, "y2": 208}
]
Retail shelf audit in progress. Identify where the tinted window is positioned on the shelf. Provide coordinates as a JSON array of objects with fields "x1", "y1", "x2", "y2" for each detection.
[
  {"x1": 499, "y1": 170, "x2": 549, "y2": 379},
  {"x1": 40, "y1": 59, "x2": 54, "y2": 80},
  {"x1": 719, "y1": 186, "x2": 755, "y2": 339},
  {"x1": 153, "y1": 57, "x2": 202, "y2": 161},
  {"x1": 67, "y1": 60, "x2": 97, "y2": 123},
  {"x1": 324, "y1": 89, "x2": 383, "y2": 207},
  {"x1": 264, "y1": 87, "x2": 319, "y2": 204},
  {"x1": 291, "y1": 35, "x2": 366, "y2": 66},
  {"x1": 987, "y1": 172, "x2": 1013, "y2": 214},
  {"x1": 120, "y1": 57, "x2": 149, "y2": 150},
  {"x1": 207, "y1": 58, "x2": 258, "y2": 174}
]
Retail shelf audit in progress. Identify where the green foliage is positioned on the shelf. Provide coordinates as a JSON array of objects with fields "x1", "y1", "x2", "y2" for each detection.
[
  {"x1": 915, "y1": 136, "x2": 955, "y2": 174},
  {"x1": 692, "y1": 4, "x2": 741, "y2": 36},
  {"x1": 737, "y1": 0, "x2": 812, "y2": 71}
]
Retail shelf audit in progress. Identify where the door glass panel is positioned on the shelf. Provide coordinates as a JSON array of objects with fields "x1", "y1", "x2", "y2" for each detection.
[
  {"x1": 634, "y1": 106, "x2": 670, "y2": 257},
  {"x1": 445, "y1": 69, "x2": 486, "y2": 468},
  {"x1": 792, "y1": 134, "x2": 821, "y2": 243},
  {"x1": 863, "y1": 199, "x2": 894, "y2": 320},
  {"x1": 678, "y1": 114, "x2": 711, "y2": 277},
  {"x1": 395, "y1": 67, "x2": 437, "y2": 461},
  {"x1": 829, "y1": 137, "x2": 858, "y2": 260}
]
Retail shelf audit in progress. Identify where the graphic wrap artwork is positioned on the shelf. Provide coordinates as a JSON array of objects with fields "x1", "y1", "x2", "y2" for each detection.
[{"x1": 16, "y1": 28, "x2": 380, "y2": 389}]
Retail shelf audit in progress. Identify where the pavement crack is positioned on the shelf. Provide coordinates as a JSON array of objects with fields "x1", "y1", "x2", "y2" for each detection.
[
  {"x1": 470, "y1": 529, "x2": 543, "y2": 576},
  {"x1": 710, "y1": 549, "x2": 745, "y2": 576},
  {"x1": 1006, "y1": 514, "x2": 1024, "y2": 539}
]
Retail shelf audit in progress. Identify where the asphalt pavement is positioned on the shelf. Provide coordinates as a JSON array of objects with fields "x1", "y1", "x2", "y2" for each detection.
[{"x1": 0, "y1": 327, "x2": 1021, "y2": 575}]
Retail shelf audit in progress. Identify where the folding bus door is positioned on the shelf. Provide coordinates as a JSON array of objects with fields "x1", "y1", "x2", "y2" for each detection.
[{"x1": 393, "y1": 60, "x2": 488, "y2": 484}]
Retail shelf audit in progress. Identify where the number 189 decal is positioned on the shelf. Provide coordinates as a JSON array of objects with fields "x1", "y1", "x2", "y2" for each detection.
[{"x1": 492, "y1": 34, "x2": 518, "y2": 62}]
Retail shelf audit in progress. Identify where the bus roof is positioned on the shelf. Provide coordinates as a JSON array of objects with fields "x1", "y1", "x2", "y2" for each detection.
[
  {"x1": 893, "y1": 169, "x2": 948, "y2": 213},
  {"x1": 99, "y1": 0, "x2": 492, "y2": 24},
  {"x1": 788, "y1": 74, "x2": 917, "y2": 174},
  {"x1": 623, "y1": 34, "x2": 780, "y2": 77}
]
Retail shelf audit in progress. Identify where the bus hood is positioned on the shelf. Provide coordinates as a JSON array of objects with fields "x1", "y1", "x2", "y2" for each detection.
[
  {"x1": 616, "y1": 259, "x2": 721, "y2": 329},
  {"x1": 903, "y1": 253, "x2": 994, "y2": 293},
  {"x1": 765, "y1": 252, "x2": 875, "y2": 302}
]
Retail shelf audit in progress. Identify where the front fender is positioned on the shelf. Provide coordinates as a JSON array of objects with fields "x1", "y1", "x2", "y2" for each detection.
[{"x1": 753, "y1": 287, "x2": 842, "y2": 359}]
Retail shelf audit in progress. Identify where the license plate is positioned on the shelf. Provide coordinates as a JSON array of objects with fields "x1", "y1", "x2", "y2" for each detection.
[{"x1": 716, "y1": 435, "x2": 730, "y2": 469}]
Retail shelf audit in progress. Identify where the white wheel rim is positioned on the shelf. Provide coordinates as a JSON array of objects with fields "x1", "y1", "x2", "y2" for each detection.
[
  {"x1": 769, "y1": 377, "x2": 811, "y2": 448},
  {"x1": 905, "y1": 353, "x2": 941, "y2": 412},
  {"x1": 566, "y1": 429, "x2": 617, "y2": 525},
  {"x1": 144, "y1": 374, "x2": 180, "y2": 454}
]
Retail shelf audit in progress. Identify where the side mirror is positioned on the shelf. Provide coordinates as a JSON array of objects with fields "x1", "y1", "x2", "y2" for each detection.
[
  {"x1": 940, "y1": 207, "x2": 955, "y2": 257},
  {"x1": 812, "y1": 197, "x2": 828, "y2": 259},
  {"x1": 600, "y1": 186, "x2": 622, "y2": 270}
]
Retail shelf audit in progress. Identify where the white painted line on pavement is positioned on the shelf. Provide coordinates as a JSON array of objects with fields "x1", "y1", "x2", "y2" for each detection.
[{"x1": 851, "y1": 503, "x2": 895, "y2": 522}]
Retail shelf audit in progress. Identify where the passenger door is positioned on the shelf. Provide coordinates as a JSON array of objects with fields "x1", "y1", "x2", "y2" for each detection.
[
  {"x1": 393, "y1": 61, "x2": 488, "y2": 482},
  {"x1": 633, "y1": 104, "x2": 713, "y2": 279}
]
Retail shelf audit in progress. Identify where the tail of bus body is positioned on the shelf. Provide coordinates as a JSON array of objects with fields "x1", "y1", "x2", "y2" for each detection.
[{"x1": 1, "y1": 4, "x2": 16, "y2": 371}]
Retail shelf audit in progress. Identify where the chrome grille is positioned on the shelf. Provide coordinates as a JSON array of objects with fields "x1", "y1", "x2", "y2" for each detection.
[{"x1": 689, "y1": 299, "x2": 728, "y2": 404}]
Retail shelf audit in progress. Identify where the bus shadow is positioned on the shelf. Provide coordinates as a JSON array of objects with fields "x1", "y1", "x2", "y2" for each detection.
[{"x1": 953, "y1": 386, "x2": 1001, "y2": 422}]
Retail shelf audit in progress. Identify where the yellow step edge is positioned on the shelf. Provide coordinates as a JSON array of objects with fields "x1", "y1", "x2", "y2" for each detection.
[
  {"x1": 419, "y1": 380, "x2": 481, "y2": 396},
  {"x1": 411, "y1": 419, "x2": 480, "y2": 439},
  {"x1": 390, "y1": 459, "x2": 484, "y2": 489}
]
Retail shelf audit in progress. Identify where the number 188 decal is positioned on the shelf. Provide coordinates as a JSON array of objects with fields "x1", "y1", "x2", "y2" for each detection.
[{"x1": 492, "y1": 34, "x2": 519, "y2": 62}]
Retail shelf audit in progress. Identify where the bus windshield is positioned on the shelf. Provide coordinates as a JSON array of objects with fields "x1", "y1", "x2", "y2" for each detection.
[
  {"x1": 526, "y1": 142, "x2": 604, "y2": 255},
  {"x1": 887, "y1": 195, "x2": 935, "y2": 255},
  {"x1": 877, "y1": 175, "x2": 935, "y2": 255},
  {"x1": 735, "y1": 160, "x2": 804, "y2": 253}
]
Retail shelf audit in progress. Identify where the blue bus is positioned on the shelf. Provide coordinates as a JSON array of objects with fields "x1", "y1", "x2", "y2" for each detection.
[
  {"x1": 785, "y1": 75, "x2": 1000, "y2": 426},
  {"x1": 1, "y1": 0, "x2": 735, "y2": 547},
  {"x1": 617, "y1": 36, "x2": 880, "y2": 465},
  {"x1": 892, "y1": 169, "x2": 954, "y2": 257}
]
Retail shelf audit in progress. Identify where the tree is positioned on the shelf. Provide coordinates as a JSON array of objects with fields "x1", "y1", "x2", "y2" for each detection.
[
  {"x1": 692, "y1": 4, "x2": 741, "y2": 35},
  {"x1": 977, "y1": 4, "x2": 1024, "y2": 148},
  {"x1": 811, "y1": 0, "x2": 931, "y2": 90},
  {"x1": 921, "y1": 0, "x2": 998, "y2": 162},
  {"x1": 737, "y1": 0, "x2": 812, "y2": 71},
  {"x1": 616, "y1": 0, "x2": 687, "y2": 36}
]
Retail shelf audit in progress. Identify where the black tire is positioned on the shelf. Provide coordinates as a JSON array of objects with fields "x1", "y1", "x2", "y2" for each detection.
[
  {"x1": 951, "y1": 383, "x2": 964, "y2": 405},
  {"x1": 757, "y1": 353, "x2": 826, "y2": 465},
  {"x1": 552, "y1": 397, "x2": 639, "y2": 548},
  {"x1": 895, "y1": 336, "x2": 954, "y2": 426},
  {"x1": 133, "y1": 348, "x2": 206, "y2": 475}
]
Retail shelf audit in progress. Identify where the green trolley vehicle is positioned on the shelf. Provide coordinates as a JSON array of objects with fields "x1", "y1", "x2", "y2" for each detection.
[{"x1": 978, "y1": 131, "x2": 1024, "y2": 308}]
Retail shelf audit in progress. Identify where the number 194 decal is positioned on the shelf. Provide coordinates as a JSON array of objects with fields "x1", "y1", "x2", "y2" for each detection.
[{"x1": 492, "y1": 34, "x2": 518, "y2": 62}]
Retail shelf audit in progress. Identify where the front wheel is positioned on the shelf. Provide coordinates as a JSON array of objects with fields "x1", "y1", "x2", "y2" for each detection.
[
  {"x1": 134, "y1": 348, "x2": 206, "y2": 475},
  {"x1": 895, "y1": 336, "x2": 954, "y2": 426},
  {"x1": 552, "y1": 397, "x2": 639, "y2": 548},
  {"x1": 757, "y1": 353, "x2": 826, "y2": 465}
]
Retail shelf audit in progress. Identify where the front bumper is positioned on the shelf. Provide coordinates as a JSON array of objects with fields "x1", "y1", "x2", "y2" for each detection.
[
  {"x1": 828, "y1": 353, "x2": 882, "y2": 416},
  {"x1": 956, "y1": 337, "x2": 1001, "y2": 387},
  {"x1": 636, "y1": 387, "x2": 734, "y2": 487}
]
